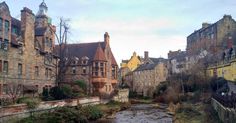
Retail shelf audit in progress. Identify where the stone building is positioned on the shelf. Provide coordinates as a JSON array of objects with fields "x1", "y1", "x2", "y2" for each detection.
[
  {"x1": 133, "y1": 61, "x2": 168, "y2": 97},
  {"x1": 120, "y1": 52, "x2": 141, "y2": 86},
  {"x1": 0, "y1": 1, "x2": 58, "y2": 96},
  {"x1": 58, "y1": 32, "x2": 118, "y2": 97},
  {"x1": 168, "y1": 50, "x2": 196, "y2": 75},
  {"x1": 129, "y1": 51, "x2": 168, "y2": 97},
  {"x1": 187, "y1": 15, "x2": 236, "y2": 60}
]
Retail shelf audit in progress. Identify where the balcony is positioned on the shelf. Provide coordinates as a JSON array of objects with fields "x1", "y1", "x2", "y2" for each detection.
[{"x1": 91, "y1": 77, "x2": 107, "y2": 83}]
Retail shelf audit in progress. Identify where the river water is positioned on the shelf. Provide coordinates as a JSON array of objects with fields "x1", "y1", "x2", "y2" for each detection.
[{"x1": 94, "y1": 104, "x2": 173, "y2": 123}]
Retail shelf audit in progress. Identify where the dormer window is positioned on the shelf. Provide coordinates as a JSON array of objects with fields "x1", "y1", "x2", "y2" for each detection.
[
  {"x1": 72, "y1": 67, "x2": 76, "y2": 74},
  {"x1": 81, "y1": 56, "x2": 89, "y2": 65},
  {"x1": 72, "y1": 60, "x2": 76, "y2": 65},
  {"x1": 0, "y1": 17, "x2": 2, "y2": 32},
  {"x1": 82, "y1": 60, "x2": 87, "y2": 65}
]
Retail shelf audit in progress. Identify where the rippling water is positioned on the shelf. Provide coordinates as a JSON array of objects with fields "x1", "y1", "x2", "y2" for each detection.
[{"x1": 94, "y1": 104, "x2": 173, "y2": 123}]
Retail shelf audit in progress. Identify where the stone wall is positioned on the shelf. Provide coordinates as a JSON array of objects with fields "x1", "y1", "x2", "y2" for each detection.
[
  {"x1": 212, "y1": 98, "x2": 236, "y2": 123},
  {"x1": 0, "y1": 97, "x2": 100, "y2": 122},
  {"x1": 113, "y1": 89, "x2": 129, "y2": 103}
]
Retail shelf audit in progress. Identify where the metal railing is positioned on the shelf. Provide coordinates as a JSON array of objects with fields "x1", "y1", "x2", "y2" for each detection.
[{"x1": 212, "y1": 92, "x2": 236, "y2": 109}]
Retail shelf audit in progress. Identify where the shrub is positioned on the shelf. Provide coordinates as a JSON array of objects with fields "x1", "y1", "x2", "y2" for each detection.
[
  {"x1": 154, "y1": 82, "x2": 168, "y2": 97},
  {"x1": 49, "y1": 85, "x2": 73, "y2": 100},
  {"x1": 81, "y1": 105, "x2": 103, "y2": 120},
  {"x1": 18, "y1": 98, "x2": 40, "y2": 110},
  {"x1": 210, "y1": 77, "x2": 228, "y2": 92},
  {"x1": 75, "y1": 80, "x2": 87, "y2": 91},
  {"x1": 129, "y1": 91, "x2": 138, "y2": 98}
]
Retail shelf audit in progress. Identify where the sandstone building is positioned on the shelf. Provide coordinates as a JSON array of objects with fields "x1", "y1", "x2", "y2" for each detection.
[
  {"x1": 0, "y1": 1, "x2": 58, "y2": 96},
  {"x1": 123, "y1": 51, "x2": 168, "y2": 97},
  {"x1": 133, "y1": 59, "x2": 168, "y2": 97},
  {"x1": 58, "y1": 32, "x2": 118, "y2": 97},
  {"x1": 187, "y1": 15, "x2": 236, "y2": 61}
]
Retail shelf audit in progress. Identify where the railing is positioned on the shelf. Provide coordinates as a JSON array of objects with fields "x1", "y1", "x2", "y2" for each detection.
[{"x1": 212, "y1": 92, "x2": 236, "y2": 109}]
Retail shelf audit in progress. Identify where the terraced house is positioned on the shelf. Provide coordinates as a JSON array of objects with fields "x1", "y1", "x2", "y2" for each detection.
[
  {"x1": 0, "y1": 1, "x2": 58, "y2": 96},
  {"x1": 132, "y1": 52, "x2": 168, "y2": 97}
]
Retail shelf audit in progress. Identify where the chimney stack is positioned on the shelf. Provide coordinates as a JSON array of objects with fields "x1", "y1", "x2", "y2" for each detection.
[{"x1": 144, "y1": 51, "x2": 149, "y2": 59}]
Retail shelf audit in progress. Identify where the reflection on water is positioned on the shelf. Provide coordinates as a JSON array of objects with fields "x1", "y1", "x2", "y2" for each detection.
[{"x1": 93, "y1": 104, "x2": 173, "y2": 123}]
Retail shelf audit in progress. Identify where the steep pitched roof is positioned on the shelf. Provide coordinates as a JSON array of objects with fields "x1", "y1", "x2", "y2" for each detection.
[
  {"x1": 111, "y1": 52, "x2": 118, "y2": 66},
  {"x1": 93, "y1": 43, "x2": 107, "y2": 61},
  {"x1": 55, "y1": 42, "x2": 105, "y2": 64}
]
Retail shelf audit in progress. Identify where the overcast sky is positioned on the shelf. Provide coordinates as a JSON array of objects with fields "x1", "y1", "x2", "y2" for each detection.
[{"x1": 3, "y1": 0, "x2": 236, "y2": 65}]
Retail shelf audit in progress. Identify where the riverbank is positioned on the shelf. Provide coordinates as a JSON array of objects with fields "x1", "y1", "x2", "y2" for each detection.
[
  {"x1": 94, "y1": 103, "x2": 173, "y2": 123},
  {"x1": 172, "y1": 102, "x2": 222, "y2": 123}
]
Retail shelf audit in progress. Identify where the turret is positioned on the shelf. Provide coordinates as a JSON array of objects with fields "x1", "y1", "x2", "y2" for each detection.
[{"x1": 35, "y1": 0, "x2": 51, "y2": 28}]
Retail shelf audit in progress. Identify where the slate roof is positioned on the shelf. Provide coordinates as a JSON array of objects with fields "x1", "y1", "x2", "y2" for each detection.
[
  {"x1": 150, "y1": 57, "x2": 166, "y2": 64},
  {"x1": 55, "y1": 42, "x2": 118, "y2": 66},
  {"x1": 170, "y1": 51, "x2": 187, "y2": 62},
  {"x1": 134, "y1": 64, "x2": 157, "y2": 72},
  {"x1": 11, "y1": 17, "x2": 21, "y2": 29}
]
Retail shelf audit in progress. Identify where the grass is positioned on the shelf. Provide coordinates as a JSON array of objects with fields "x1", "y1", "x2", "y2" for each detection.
[
  {"x1": 174, "y1": 102, "x2": 222, "y2": 123},
  {"x1": 96, "y1": 100, "x2": 131, "y2": 118}
]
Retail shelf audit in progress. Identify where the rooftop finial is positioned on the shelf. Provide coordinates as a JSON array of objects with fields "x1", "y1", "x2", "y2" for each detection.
[{"x1": 37, "y1": 0, "x2": 48, "y2": 16}]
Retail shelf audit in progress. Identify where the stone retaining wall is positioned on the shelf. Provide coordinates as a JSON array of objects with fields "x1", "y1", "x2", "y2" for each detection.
[
  {"x1": 113, "y1": 89, "x2": 129, "y2": 103},
  {"x1": 0, "y1": 97, "x2": 100, "y2": 122},
  {"x1": 212, "y1": 98, "x2": 236, "y2": 123}
]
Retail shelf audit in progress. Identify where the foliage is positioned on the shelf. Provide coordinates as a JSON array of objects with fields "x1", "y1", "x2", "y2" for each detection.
[
  {"x1": 17, "y1": 97, "x2": 40, "y2": 109},
  {"x1": 74, "y1": 80, "x2": 87, "y2": 92},
  {"x1": 154, "y1": 81, "x2": 168, "y2": 97},
  {"x1": 210, "y1": 77, "x2": 228, "y2": 92},
  {"x1": 20, "y1": 105, "x2": 103, "y2": 123},
  {"x1": 128, "y1": 91, "x2": 138, "y2": 98},
  {"x1": 42, "y1": 88, "x2": 50, "y2": 100},
  {"x1": 81, "y1": 105, "x2": 103, "y2": 120},
  {"x1": 49, "y1": 85, "x2": 73, "y2": 100}
]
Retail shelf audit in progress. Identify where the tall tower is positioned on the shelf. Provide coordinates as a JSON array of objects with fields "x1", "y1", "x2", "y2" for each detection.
[{"x1": 35, "y1": 0, "x2": 51, "y2": 28}]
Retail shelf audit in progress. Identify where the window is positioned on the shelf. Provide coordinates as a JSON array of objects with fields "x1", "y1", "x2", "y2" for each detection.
[
  {"x1": 100, "y1": 63, "x2": 104, "y2": 77},
  {"x1": 3, "y1": 84, "x2": 7, "y2": 94},
  {"x1": 82, "y1": 60, "x2": 87, "y2": 65},
  {"x1": 3, "y1": 39, "x2": 8, "y2": 50},
  {"x1": 12, "y1": 27, "x2": 19, "y2": 35},
  {"x1": 0, "y1": 18, "x2": 2, "y2": 35},
  {"x1": 4, "y1": 20, "x2": 9, "y2": 38},
  {"x1": 0, "y1": 18, "x2": 2, "y2": 29},
  {"x1": 35, "y1": 66, "x2": 39, "y2": 77},
  {"x1": 112, "y1": 66, "x2": 116, "y2": 79},
  {"x1": 45, "y1": 68, "x2": 48, "y2": 78},
  {"x1": 18, "y1": 63, "x2": 22, "y2": 75},
  {"x1": 83, "y1": 67, "x2": 86, "y2": 74},
  {"x1": 93, "y1": 62, "x2": 99, "y2": 76},
  {"x1": 49, "y1": 69, "x2": 52, "y2": 78},
  {"x1": 3, "y1": 61, "x2": 8, "y2": 74},
  {"x1": 72, "y1": 67, "x2": 76, "y2": 74},
  {"x1": 0, "y1": 38, "x2": 3, "y2": 49},
  {"x1": 0, "y1": 60, "x2": 2, "y2": 73}
]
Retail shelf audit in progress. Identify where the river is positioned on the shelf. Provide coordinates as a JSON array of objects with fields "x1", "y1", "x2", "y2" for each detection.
[{"x1": 94, "y1": 104, "x2": 173, "y2": 123}]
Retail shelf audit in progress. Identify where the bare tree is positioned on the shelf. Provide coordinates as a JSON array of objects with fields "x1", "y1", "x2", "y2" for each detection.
[
  {"x1": 49, "y1": 17, "x2": 71, "y2": 86},
  {"x1": 6, "y1": 82, "x2": 22, "y2": 103}
]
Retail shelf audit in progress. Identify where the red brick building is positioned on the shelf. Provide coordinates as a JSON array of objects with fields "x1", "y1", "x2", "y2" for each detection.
[{"x1": 58, "y1": 32, "x2": 118, "y2": 97}]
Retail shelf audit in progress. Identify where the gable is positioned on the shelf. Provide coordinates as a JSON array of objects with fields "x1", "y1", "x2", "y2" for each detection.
[{"x1": 0, "y1": 2, "x2": 11, "y2": 17}]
